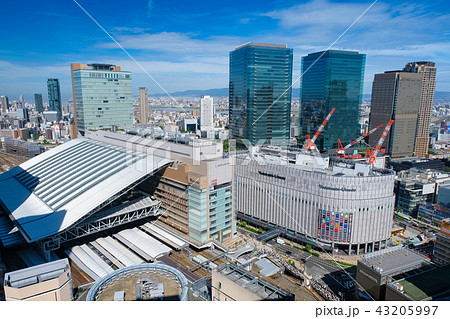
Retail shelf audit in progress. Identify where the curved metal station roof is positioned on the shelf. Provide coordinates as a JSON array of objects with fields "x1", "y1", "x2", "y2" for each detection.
[{"x1": 0, "y1": 137, "x2": 172, "y2": 244}]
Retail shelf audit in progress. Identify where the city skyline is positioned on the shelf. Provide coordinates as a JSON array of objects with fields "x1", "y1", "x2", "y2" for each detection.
[{"x1": 0, "y1": 0, "x2": 450, "y2": 100}]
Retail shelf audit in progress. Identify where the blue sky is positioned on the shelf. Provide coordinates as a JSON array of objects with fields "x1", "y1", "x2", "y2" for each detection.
[{"x1": 1, "y1": 0, "x2": 450, "y2": 101}]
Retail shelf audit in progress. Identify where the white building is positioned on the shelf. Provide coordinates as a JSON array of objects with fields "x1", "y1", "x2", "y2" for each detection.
[{"x1": 200, "y1": 95, "x2": 214, "y2": 132}]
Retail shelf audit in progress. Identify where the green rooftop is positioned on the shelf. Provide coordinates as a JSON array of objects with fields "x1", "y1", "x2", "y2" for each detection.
[{"x1": 397, "y1": 265, "x2": 450, "y2": 300}]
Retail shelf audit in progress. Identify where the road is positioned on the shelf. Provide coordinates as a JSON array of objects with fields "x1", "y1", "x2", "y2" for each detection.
[
  {"x1": 271, "y1": 241, "x2": 357, "y2": 300},
  {"x1": 272, "y1": 242, "x2": 341, "y2": 273}
]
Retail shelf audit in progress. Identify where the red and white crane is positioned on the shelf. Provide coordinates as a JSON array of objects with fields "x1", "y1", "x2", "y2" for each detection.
[
  {"x1": 335, "y1": 124, "x2": 384, "y2": 157},
  {"x1": 303, "y1": 108, "x2": 336, "y2": 153},
  {"x1": 367, "y1": 120, "x2": 394, "y2": 166}
]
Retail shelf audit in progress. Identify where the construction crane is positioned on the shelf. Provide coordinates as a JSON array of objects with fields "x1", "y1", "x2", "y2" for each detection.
[
  {"x1": 335, "y1": 124, "x2": 384, "y2": 157},
  {"x1": 367, "y1": 120, "x2": 394, "y2": 166},
  {"x1": 303, "y1": 108, "x2": 336, "y2": 153}
]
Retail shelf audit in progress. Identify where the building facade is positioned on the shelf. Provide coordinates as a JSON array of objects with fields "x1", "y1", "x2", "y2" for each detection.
[
  {"x1": 34, "y1": 93, "x2": 44, "y2": 113},
  {"x1": 434, "y1": 219, "x2": 450, "y2": 266},
  {"x1": 229, "y1": 43, "x2": 293, "y2": 146},
  {"x1": 47, "y1": 78, "x2": 62, "y2": 121},
  {"x1": 87, "y1": 130, "x2": 235, "y2": 247},
  {"x1": 3, "y1": 259, "x2": 73, "y2": 301},
  {"x1": 300, "y1": 50, "x2": 366, "y2": 150},
  {"x1": 235, "y1": 150, "x2": 396, "y2": 254},
  {"x1": 71, "y1": 63, "x2": 133, "y2": 136},
  {"x1": 138, "y1": 87, "x2": 148, "y2": 124},
  {"x1": 200, "y1": 95, "x2": 214, "y2": 132},
  {"x1": 403, "y1": 62, "x2": 437, "y2": 158},
  {"x1": 368, "y1": 71, "x2": 422, "y2": 158},
  {"x1": 1, "y1": 95, "x2": 9, "y2": 114}
]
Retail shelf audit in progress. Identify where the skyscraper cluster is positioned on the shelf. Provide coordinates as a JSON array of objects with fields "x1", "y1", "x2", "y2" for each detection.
[{"x1": 228, "y1": 43, "x2": 436, "y2": 159}]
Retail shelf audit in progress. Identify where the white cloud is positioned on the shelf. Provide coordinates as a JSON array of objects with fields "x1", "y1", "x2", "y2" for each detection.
[{"x1": 97, "y1": 32, "x2": 244, "y2": 57}]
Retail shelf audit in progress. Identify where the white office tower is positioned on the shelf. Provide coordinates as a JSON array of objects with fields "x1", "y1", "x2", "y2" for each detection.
[
  {"x1": 200, "y1": 95, "x2": 214, "y2": 131},
  {"x1": 138, "y1": 87, "x2": 148, "y2": 124}
]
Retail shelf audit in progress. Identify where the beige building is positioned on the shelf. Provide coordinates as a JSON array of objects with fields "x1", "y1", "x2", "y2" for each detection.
[
  {"x1": 368, "y1": 71, "x2": 422, "y2": 158},
  {"x1": 403, "y1": 62, "x2": 436, "y2": 158},
  {"x1": 86, "y1": 130, "x2": 235, "y2": 247},
  {"x1": 138, "y1": 87, "x2": 149, "y2": 124},
  {"x1": 211, "y1": 263, "x2": 293, "y2": 301},
  {"x1": 4, "y1": 259, "x2": 73, "y2": 301}
]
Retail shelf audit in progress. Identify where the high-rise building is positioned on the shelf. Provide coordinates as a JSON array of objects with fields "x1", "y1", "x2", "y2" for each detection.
[
  {"x1": 138, "y1": 87, "x2": 148, "y2": 124},
  {"x1": 200, "y1": 95, "x2": 214, "y2": 131},
  {"x1": 403, "y1": 62, "x2": 437, "y2": 158},
  {"x1": 299, "y1": 50, "x2": 366, "y2": 150},
  {"x1": 47, "y1": 79, "x2": 62, "y2": 121},
  {"x1": 71, "y1": 63, "x2": 133, "y2": 136},
  {"x1": 368, "y1": 71, "x2": 422, "y2": 158},
  {"x1": 19, "y1": 95, "x2": 25, "y2": 108},
  {"x1": 1, "y1": 95, "x2": 9, "y2": 113},
  {"x1": 229, "y1": 43, "x2": 293, "y2": 146},
  {"x1": 34, "y1": 93, "x2": 44, "y2": 113}
]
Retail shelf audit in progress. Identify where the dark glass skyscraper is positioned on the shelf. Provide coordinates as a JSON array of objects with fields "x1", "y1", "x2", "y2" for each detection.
[
  {"x1": 229, "y1": 43, "x2": 293, "y2": 145},
  {"x1": 368, "y1": 71, "x2": 422, "y2": 158},
  {"x1": 34, "y1": 93, "x2": 44, "y2": 113},
  {"x1": 299, "y1": 50, "x2": 365, "y2": 150},
  {"x1": 47, "y1": 78, "x2": 62, "y2": 120}
]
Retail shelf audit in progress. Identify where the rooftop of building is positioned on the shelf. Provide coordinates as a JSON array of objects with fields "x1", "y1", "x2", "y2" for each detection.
[
  {"x1": 86, "y1": 263, "x2": 188, "y2": 301},
  {"x1": 235, "y1": 42, "x2": 287, "y2": 50},
  {"x1": 304, "y1": 49, "x2": 362, "y2": 56},
  {"x1": 389, "y1": 265, "x2": 450, "y2": 300},
  {"x1": 216, "y1": 262, "x2": 293, "y2": 300},
  {"x1": 360, "y1": 246, "x2": 430, "y2": 276},
  {"x1": 240, "y1": 145, "x2": 394, "y2": 177},
  {"x1": 4, "y1": 258, "x2": 70, "y2": 289}
]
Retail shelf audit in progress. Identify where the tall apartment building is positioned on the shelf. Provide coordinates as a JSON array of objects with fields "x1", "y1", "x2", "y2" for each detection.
[
  {"x1": 368, "y1": 71, "x2": 422, "y2": 158},
  {"x1": 300, "y1": 50, "x2": 366, "y2": 150},
  {"x1": 71, "y1": 63, "x2": 133, "y2": 137},
  {"x1": 34, "y1": 93, "x2": 44, "y2": 113},
  {"x1": 200, "y1": 95, "x2": 214, "y2": 132},
  {"x1": 1, "y1": 95, "x2": 9, "y2": 113},
  {"x1": 138, "y1": 87, "x2": 148, "y2": 124},
  {"x1": 229, "y1": 43, "x2": 293, "y2": 146},
  {"x1": 403, "y1": 62, "x2": 437, "y2": 158},
  {"x1": 47, "y1": 78, "x2": 62, "y2": 121}
]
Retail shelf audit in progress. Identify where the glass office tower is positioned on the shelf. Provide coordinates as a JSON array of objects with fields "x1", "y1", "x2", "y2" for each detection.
[
  {"x1": 34, "y1": 94, "x2": 44, "y2": 113},
  {"x1": 71, "y1": 63, "x2": 133, "y2": 135},
  {"x1": 299, "y1": 50, "x2": 365, "y2": 150},
  {"x1": 229, "y1": 43, "x2": 293, "y2": 146},
  {"x1": 47, "y1": 79, "x2": 62, "y2": 120}
]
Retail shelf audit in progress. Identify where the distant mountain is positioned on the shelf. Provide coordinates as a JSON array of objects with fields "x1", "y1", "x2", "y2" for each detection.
[
  {"x1": 435, "y1": 91, "x2": 450, "y2": 100},
  {"x1": 153, "y1": 87, "x2": 302, "y2": 98},
  {"x1": 152, "y1": 88, "x2": 229, "y2": 97},
  {"x1": 152, "y1": 88, "x2": 450, "y2": 101},
  {"x1": 364, "y1": 91, "x2": 450, "y2": 101}
]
